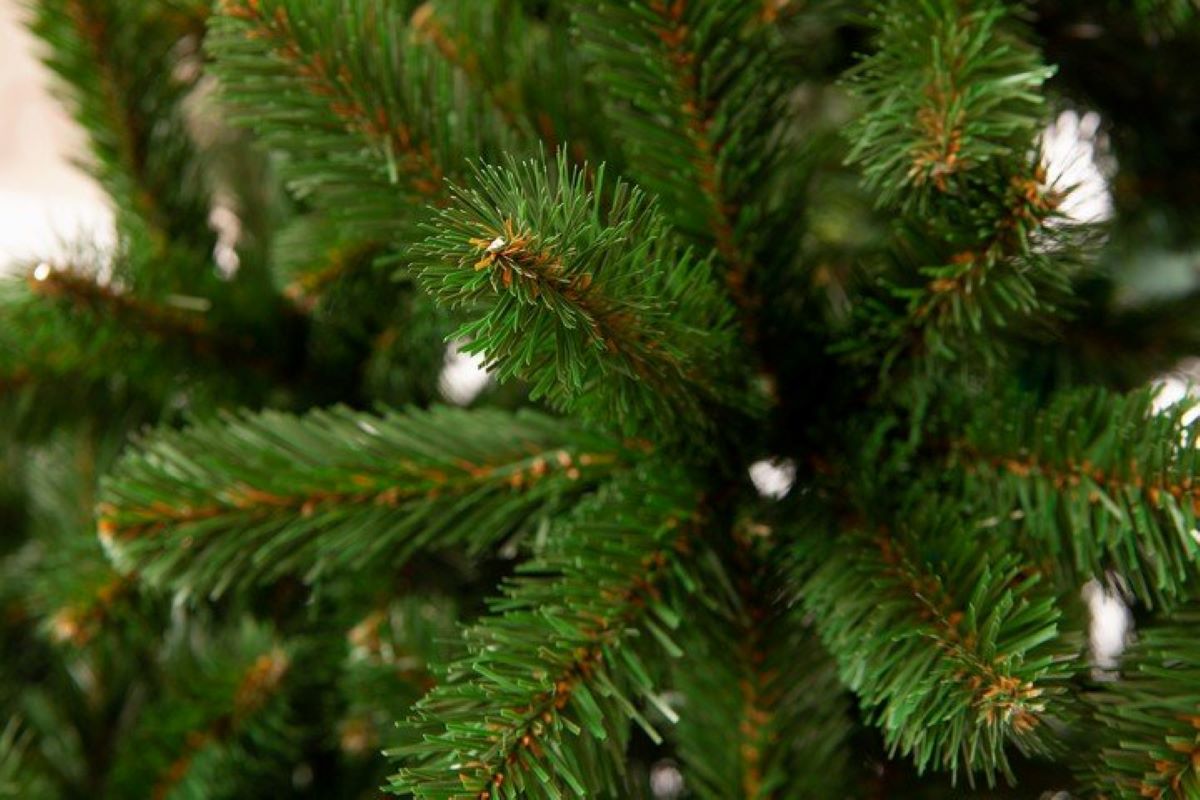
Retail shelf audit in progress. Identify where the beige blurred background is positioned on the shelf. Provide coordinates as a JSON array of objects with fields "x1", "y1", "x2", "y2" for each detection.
[{"x1": 0, "y1": 0, "x2": 112, "y2": 265}]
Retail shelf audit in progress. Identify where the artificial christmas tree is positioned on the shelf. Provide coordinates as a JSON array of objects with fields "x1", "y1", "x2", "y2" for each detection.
[{"x1": 3, "y1": 0, "x2": 1200, "y2": 797}]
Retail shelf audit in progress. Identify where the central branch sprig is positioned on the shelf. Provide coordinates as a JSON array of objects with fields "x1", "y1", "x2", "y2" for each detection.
[
  {"x1": 417, "y1": 155, "x2": 752, "y2": 440},
  {"x1": 467, "y1": 218, "x2": 675, "y2": 382}
]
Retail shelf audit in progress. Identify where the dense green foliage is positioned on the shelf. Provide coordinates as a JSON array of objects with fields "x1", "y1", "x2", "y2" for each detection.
[{"x1": 4, "y1": 0, "x2": 1200, "y2": 797}]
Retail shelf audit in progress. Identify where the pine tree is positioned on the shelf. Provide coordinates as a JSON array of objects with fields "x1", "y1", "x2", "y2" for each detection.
[{"x1": 3, "y1": 0, "x2": 1200, "y2": 797}]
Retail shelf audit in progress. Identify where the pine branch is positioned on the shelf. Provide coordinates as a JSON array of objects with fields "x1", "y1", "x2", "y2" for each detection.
[
  {"x1": 98, "y1": 405, "x2": 631, "y2": 598},
  {"x1": 153, "y1": 651, "x2": 291, "y2": 798},
  {"x1": 270, "y1": 215, "x2": 386, "y2": 310},
  {"x1": 671, "y1": 535, "x2": 853, "y2": 800},
  {"x1": 25, "y1": 268, "x2": 244, "y2": 366},
  {"x1": 31, "y1": 0, "x2": 212, "y2": 252},
  {"x1": 952, "y1": 386, "x2": 1200, "y2": 607},
  {"x1": 0, "y1": 266, "x2": 275, "y2": 440},
  {"x1": 839, "y1": 0, "x2": 1089, "y2": 365},
  {"x1": 208, "y1": 0, "x2": 514, "y2": 297},
  {"x1": 417, "y1": 154, "x2": 750, "y2": 440},
  {"x1": 360, "y1": 295, "x2": 450, "y2": 407},
  {"x1": 215, "y1": 0, "x2": 441, "y2": 195},
  {"x1": 409, "y1": 2, "x2": 533, "y2": 145},
  {"x1": 844, "y1": 0, "x2": 1053, "y2": 214},
  {"x1": 898, "y1": 165, "x2": 1073, "y2": 334},
  {"x1": 389, "y1": 471, "x2": 704, "y2": 798},
  {"x1": 103, "y1": 621, "x2": 300, "y2": 799},
  {"x1": 798, "y1": 505, "x2": 1072, "y2": 785},
  {"x1": 1078, "y1": 608, "x2": 1200, "y2": 799},
  {"x1": 411, "y1": 1, "x2": 613, "y2": 176},
  {"x1": 270, "y1": 215, "x2": 451, "y2": 406},
  {"x1": 45, "y1": 0, "x2": 162, "y2": 231},
  {"x1": 758, "y1": 0, "x2": 796, "y2": 25},
  {"x1": 0, "y1": 720, "x2": 26, "y2": 798},
  {"x1": 572, "y1": 0, "x2": 787, "y2": 315},
  {"x1": 16, "y1": 436, "x2": 145, "y2": 648},
  {"x1": 0, "y1": 265, "x2": 280, "y2": 413}
]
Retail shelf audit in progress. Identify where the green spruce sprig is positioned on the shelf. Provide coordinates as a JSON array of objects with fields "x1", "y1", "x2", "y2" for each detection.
[
  {"x1": 99, "y1": 405, "x2": 630, "y2": 598},
  {"x1": 390, "y1": 471, "x2": 703, "y2": 798},
  {"x1": 798, "y1": 504, "x2": 1073, "y2": 785},
  {"x1": 416, "y1": 154, "x2": 751, "y2": 439}
]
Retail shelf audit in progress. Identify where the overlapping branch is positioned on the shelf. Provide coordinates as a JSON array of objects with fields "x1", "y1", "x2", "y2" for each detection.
[
  {"x1": 209, "y1": 0, "x2": 513, "y2": 300},
  {"x1": 218, "y1": 0, "x2": 445, "y2": 198},
  {"x1": 573, "y1": 0, "x2": 788, "y2": 316},
  {"x1": 103, "y1": 622, "x2": 300, "y2": 799},
  {"x1": 0, "y1": 719, "x2": 51, "y2": 798},
  {"x1": 672, "y1": 533, "x2": 853, "y2": 799},
  {"x1": 1079, "y1": 609, "x2": 1200, "y2": 799},
  {"x1": 410, "y1": 1, "x2": 610, "y2": 177},
  {"x1": 339, "y1": 597, "x2": 459, "y2": 760},
  {"x1": 0, "y1": 265, "x2": 273, "y2": 438},
  {"x1": 844, "y1": 0, "x2": 1054, "y2": 213},
  {"x1": 32, "y1": 1, "x2": 212, "y2": 249},
  {"x1": 46, "y1": 573, "x2": 133, "y2": 649}
]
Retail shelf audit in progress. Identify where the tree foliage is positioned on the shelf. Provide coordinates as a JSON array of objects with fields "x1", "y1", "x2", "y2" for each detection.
[
  {"x1": 952, "y1": 387, "x2": 1200, "y2": 606},
  {"x1": 4, "y1": 0, "x2": 1200, "y2": 796},
  {"x1": 1080, "y1": 609, "x2": 1200, "y2": 799},
  {"x1": 416, "y1": 155, "x2": 750, "y2": 438},
  {"x1": 391, "y1": 472, "x2": 701, "y2": 798},
  {"x1": 798, "y1": 503, "x2": 1073, "y2": 785},
  {"x1": 100, "y1": 406, "x2": 629, "y2": 598}
]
